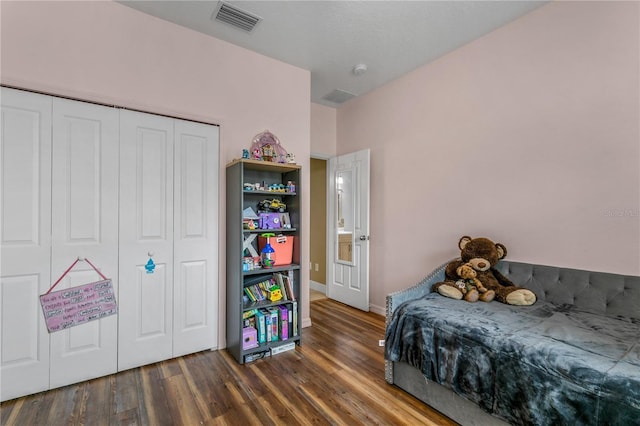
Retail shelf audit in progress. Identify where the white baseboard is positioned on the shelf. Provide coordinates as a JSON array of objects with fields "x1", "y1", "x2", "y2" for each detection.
[
  {"x1": 370, "y1": 303, "x2": 385, "y2": 316},
  {"x1": 309, "y1": 280, "x2": 326, "y2": 293},
  {"x1": 310, "y1": 280, "x2": 384, "y2": 316}
]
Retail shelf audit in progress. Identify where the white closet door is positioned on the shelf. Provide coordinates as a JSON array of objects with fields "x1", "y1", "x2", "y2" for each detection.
[
  {"x1": 49, "y1": 98, "x2": 119, "y2": 389},
  {"x1": 173, "y1": 120, "x2": 219, "y2": 356},
  {"x1": 0, "y1": 88, "x2": 52, "y2": 401},
  {"x1": 118, "y1": 110, "x2": 174, "y2": 371}
]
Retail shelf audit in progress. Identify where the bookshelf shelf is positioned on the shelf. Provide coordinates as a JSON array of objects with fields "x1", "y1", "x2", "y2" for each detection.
[
  {"x1": 243, "y1": 228, "x2": 297, "y2": 234},
  {"x1": 226, "y1": 159, "x2": 302, "y2": 364},
  {"x1": 243, "y1": 299, "x2": 284, "y2": 311},
  {"x1": 243, "y1": 190, "x2": 297, "y2": 196},
  {"x1": 242, "y1": 264, "x2": 301, "y2": 276}
]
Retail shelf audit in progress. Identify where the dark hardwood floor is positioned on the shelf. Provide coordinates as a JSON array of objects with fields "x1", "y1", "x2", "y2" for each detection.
[{"x1": 1, "y1": 298, "x2": 456, "y2": 425}]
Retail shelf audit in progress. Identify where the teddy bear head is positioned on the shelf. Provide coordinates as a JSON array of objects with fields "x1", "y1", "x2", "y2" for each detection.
[
  {"x1": 458, "y1": 236, "x2": 507, "y2": 272},
  {"x1": 456, "y1": 263, "x2": 477, "y2": 280}
]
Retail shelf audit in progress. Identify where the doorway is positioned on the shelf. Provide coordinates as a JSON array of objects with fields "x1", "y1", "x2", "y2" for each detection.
[{"x1": 310, "y1": 157, "x2": 328, "y2": 301}]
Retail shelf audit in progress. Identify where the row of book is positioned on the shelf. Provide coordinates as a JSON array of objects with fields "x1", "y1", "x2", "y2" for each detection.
[
  {"x1": 243, "y1": 279, "x2": 272, "y2": 302},
  {"x1": 243, "y1": 301, "x2": 298, "y2": 345},
  {"x1": 243, "y1": 272, "x2": 296, "y2": 305},
  {"x1": 274, "y1": 272, "x2": 296, "y2": 301}
]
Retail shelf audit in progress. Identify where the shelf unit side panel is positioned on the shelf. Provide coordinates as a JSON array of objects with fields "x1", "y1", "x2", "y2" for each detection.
[{"x1": 226, "y1": 162, "x2": 243, "y2": 361}]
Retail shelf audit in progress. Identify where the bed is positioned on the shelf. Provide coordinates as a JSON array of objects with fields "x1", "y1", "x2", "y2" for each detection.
[{"x1": 385, "y1": 260, "x2": 640, "y2": 425}]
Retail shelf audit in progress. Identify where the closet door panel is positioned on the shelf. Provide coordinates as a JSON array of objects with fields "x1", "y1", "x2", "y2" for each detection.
[
  {"x1": 119, "y1": 110, "x2": 174, "y2": 371},
  {"x1": 173, "y1": 120, "x2": 219, "y2": 356},
  {"x1": 0, "y1": 88, "x2": 52, "y2": 401},
  {"x1": 50, "y1": 98, "x2": 119, "y2": 389}
]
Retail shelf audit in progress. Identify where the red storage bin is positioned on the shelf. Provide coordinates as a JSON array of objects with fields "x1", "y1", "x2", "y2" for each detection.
[{"x1": 258, "y1": 235, "x2": 294, "y2": 266}]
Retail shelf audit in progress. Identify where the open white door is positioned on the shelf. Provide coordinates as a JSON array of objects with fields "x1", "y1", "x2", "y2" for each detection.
[{"x1": 327, "y1": 149, "x2": 370, "y2": 311}]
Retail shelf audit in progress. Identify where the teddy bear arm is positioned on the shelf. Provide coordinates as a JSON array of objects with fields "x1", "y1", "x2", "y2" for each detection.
[
  {"x1": 472, "y1": 278, "x2": 488, "y2": 292},
  {"x1": 445, "y1": 260, "x2": 465, "y2": 280}
]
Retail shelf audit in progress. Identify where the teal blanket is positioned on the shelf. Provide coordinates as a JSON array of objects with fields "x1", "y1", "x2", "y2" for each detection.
[{"x1": 385, "y1": 294, "x2": 640, "y2": 425}]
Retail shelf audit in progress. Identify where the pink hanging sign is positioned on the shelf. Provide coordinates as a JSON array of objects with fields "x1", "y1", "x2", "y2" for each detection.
[{"x1": 40, "y1": 258, "x2": 117, "y2": 333}]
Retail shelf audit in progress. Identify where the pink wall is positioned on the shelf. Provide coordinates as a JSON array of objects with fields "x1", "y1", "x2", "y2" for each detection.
[
  {"x1": 1, "y1": 1, "x2": 311, "y2": 342},
  {"x1": 311, "y1": 102, "x2": 337, "y2": 156},
  {"x1": 337, "y1": 1, "x2": 640, "y2": 312}
]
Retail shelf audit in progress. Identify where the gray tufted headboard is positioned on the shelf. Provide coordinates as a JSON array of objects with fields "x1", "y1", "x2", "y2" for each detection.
[
  {"x1": 384, "y1": 260, "x2": 640, "y2": 387},
  {"x1": 386, "y1": 260, "x2": 640, "y2": 322},
  {"x1": 494, "y1": 261, "x2": 640, "y2": 319}
]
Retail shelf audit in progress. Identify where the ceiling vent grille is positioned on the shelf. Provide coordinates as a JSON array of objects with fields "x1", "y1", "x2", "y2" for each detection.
[
  {"x1": 213, "y1": 2, "x2": 261, "y2": 32},
  {"x1": 322, "y1": 89, "x2": 357, "y2": 104}
]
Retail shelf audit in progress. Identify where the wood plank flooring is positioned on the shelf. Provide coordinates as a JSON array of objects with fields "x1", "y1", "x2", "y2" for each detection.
[{"x1": 1, "y1": 299, "x2": 456, "y2": 426}]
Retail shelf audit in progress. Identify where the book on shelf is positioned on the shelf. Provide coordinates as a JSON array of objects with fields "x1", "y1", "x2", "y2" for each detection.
[
  {"x1": 243, "y1": 311, "x2": 257, "y2": 331},
  {"x1": 284, "y1": 274, "x2": 296, "y2": 301},
  {"x1": 278, "y1": 305, "x2": 288, "y2": 340},
  {"x1": 244, "y1": 287, "x2": 257, "y2": 302},
  {"x1": 262, "y1": 308, "x2": 272, "y2": 342},
  {"x1": 268, "y1": 307, "x2": 279, "y2": 342},
  {"x1": 243, "y1": 309, "x2": 258, "y2": 320},
  {"x1": 255, "y1": 309, "x2": 266, "y2": 344},
  {"x1": 285, "y1": 303, "x2": 294, "y2": 335},
  {"x1": 274, "y1": 272, "x2": 285, "y2": 295},
  {"x1": 271, "y1": 272, "x2": 296, "y2": 302},
  {"x1": 289, "y1": 301, "x2": 298, "y2": 336}
]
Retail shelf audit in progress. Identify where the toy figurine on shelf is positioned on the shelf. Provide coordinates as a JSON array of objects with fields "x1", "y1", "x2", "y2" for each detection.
[
  {"x1": 249, "y1": 130, "x2": 289, "y2": 163},
  {"x1": 260, "y1": 233, "x2": 276, "y2": 268},
  {"x1": 286, "y1": 153, "x2": 296, "y2": 164},
  {"x1": 268, "y1": 183, "x2": 286, "y2": 193},
  {"x1": 261, "y1": 143, "x2": 276, "y2": 162},
  {"x1": 258, "y1": 199, "x2": 287, "y2": 213},
  {"x1": 268, "y1": 285, "x2": 283, "y2": 302},
  {"x1": 242, "y1": 149, "x2": 250, "y2": 159},
  {"x1": 243, "y1": 218, "x2": 258, "y2": 230}
]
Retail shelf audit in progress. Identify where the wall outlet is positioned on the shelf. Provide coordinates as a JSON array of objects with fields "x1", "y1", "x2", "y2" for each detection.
[{"x1": 378, "y1": 339, "x2": 385, "y2": 347}]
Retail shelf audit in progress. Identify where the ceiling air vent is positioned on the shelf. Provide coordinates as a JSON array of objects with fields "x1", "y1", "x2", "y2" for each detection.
[
  {"x1": 322, "y1": 89, "x2": 357, "y2": 104},
  {"x1": 213, "y1": 2, "x2": 262, "y2": 32}
]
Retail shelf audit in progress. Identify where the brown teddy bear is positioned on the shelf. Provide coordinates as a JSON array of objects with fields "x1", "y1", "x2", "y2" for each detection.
[
  {"x1": 452, "y1": 262, "x2": 495, "y2": 303},
  {"x1": 433, "y1": 236, "x2": 537, "y2": 305}
]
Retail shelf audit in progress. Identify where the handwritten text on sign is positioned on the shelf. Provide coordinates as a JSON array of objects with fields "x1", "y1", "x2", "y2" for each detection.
[{"x1": 40, "y1": 279, "x2": 117, "y2": 333}]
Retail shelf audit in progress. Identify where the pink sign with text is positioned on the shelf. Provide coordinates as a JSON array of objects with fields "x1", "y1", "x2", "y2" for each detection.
[{"x1": 40, "y1": 279, "x2": 117, "y2": 333}]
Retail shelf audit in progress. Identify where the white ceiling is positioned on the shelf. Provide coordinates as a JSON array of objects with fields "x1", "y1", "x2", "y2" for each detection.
[{"x1": 119, "y1": 0, "x2": 546, "y2": 107}]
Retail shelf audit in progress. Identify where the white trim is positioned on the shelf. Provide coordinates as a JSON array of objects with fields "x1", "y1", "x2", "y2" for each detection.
[
  {"x1": 309, "y1": 280, "x2": 326, "y2": 293},
  {"x1": 370, "y1": 303, "x2": 385, "y2": 316},
  {"x1": 310, "y1": 152, "x2": 332, "y2": 160}
]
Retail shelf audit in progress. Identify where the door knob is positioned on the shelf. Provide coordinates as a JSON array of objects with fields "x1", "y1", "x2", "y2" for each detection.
[{"x1": 359, "y1": 235, "x2": 369, "y2": 241}]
